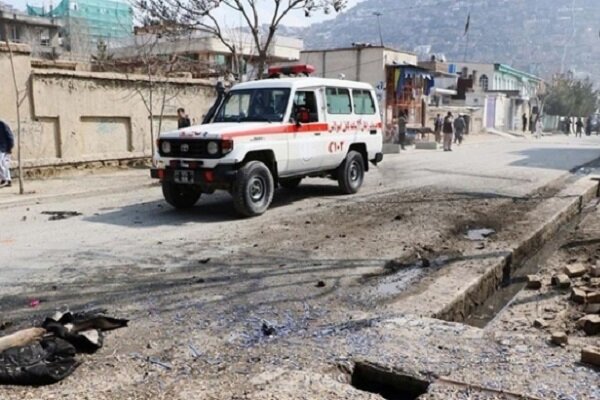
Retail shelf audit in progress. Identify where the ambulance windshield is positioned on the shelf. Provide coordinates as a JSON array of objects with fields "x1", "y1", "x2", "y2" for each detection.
[{"x1": 214, "y1": 88, "x2": 291, "y2": 123}]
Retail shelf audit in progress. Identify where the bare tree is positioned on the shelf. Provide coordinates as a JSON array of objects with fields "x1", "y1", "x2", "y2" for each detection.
[
  {"x1": 2, "y1": 29, "x2": 24, "y2": 194},
  {"x1": 135, "y1": 0, "x2": 347, "y2": 79}
]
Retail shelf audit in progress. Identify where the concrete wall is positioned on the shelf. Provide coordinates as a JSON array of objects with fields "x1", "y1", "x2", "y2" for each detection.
[{"x1": 0, "y1": 43, "x2": 215, "y2": 168}]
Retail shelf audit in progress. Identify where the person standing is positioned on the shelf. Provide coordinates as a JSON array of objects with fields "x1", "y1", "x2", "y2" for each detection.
[
  {"x1": 397, "y1": 111, "x2": 407, "y2": 150},
  {"x1": 522, "y1": 113, "x2": 528, "y2": 133},
  {"x1": 0, "y1": 120, "x2": 14, "y2": 187},
  {"x1": 177, "y1": 108, "x2": 191, "y2": 129},
  {"x1": 453, "y1": 114, "x2": 466, "y2": 145},
  {"x1": 575, "y1": 117, "x2": 584, "y2": 138},
  {"x1": 535, "y1": 117, "x2": 543, "y2": 139},
  {"x1": 433, "y1": 114, "x2": 443, "y2": 144},
  {"x1": 565, "y1": 117, "x2": 572, "y2": 135},
  {"x1": 442, "y1": 112, "x2": 454, "y2": 151}
]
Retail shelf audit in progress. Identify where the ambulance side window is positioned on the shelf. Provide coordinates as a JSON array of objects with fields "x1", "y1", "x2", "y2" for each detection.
[
  {"x1": 326, "y1": 87, "x2": 352, "y2": 115},
  {"x1": 293, "y1": 91, "x2": 320, "y2": 122},
  {"x1": 352, "y1": 90, "x2": 376, "y2": 115}
]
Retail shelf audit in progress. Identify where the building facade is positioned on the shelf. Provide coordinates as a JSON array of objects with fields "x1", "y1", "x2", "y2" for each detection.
[
  {"x1": 0, "y1": 3, "x2": 63, "y2": 59},
  {"x1": 451, "y1": 62, "x2": 543, "y2": 131},
  {"x1": 27, "y1": 0, "x2": 133, "y2": 54}
]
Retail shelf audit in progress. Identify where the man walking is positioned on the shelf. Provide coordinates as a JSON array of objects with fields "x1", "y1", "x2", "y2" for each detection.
[
  {"x1": 453, "y1": 114, "x2": 466, "y2": 145},
  {"x1": 177, "y1": 108, "x2": 191, "y2": 129},
  {"x1": 522, "y1": 113, "x2": 528, "y2": 133},
  {"x1": 397, "y1": 111, "x2": 407, "y2": 150},
  {"x1": 0, "y1": 120, "x2": 14, "y2": 187},
  {"x1": 433, "y1": 113, "x2": 443, "y2": 143},
  {"x1": 442, "y1": 112, "x2": 454, "y2": 151},
  {"x1": 575, "y1": 117, "x2": 584, "y2": 138}
]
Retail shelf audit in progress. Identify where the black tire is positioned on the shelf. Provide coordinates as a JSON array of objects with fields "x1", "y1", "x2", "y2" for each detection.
[
  {"x1": 279, "y1": 177, "x2": 302, "y2": 190},
  {"x1": 337, "y1": 150, "x2": 365, "y2": 194},
  {"x1": 162, "y1": 182, "x2": 201, "y2": 209},
  {"x1": 232, "y1": 161, "x2": 275, "y2": 217}
]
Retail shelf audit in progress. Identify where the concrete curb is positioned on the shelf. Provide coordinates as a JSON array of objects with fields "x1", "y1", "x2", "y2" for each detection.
[{"x1": 434, "y1": 176, "x2": 600, "y2": 322}]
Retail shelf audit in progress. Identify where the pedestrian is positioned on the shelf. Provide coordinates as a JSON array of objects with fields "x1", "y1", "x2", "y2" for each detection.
[
  {"x1": 397, "y1": 110, "x2": 407, "y2": 150},
  {"x1": 522, "y1": 113, "x2": 528, "y2": 133},
  {"x1": 535, "y1": 117, "x2": 543, "y2": 139},
  {"x1": 564, "y1": 117, "x2": 572, "y2": 135},
  {"x1": 433, "y1": 114, "x2": 443, "y2": 143},
  {"x1": 575, "y1": 117, "x2": 584, "y2": 137},
  {"x1": 442, "y1": 112, "x2": 454, "y2": 151},
  {"x1": 177, "y1": 108, "x2": 191, "y2": 129},
  {"x1": 453, "y1": 114, "x2": 466, "y2": 145},
  {"x1": 0, "y1": 120, "x2": 14, "y2": 188}
]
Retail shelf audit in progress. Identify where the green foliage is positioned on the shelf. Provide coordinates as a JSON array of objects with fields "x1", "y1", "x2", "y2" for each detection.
[{"x1": 545, "y1": 77, "x2": 599, "y2": 116}]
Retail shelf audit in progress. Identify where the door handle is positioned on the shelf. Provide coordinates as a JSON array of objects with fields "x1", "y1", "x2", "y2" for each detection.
[
  {"x1": 314, "y1": 132, "x2": 321, "y2": 136},
  {"x1": 370, "y1": 130, "x2": 377, "y2": 135}
]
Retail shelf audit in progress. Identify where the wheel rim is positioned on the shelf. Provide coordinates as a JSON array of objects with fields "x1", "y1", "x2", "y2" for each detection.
[
  {"x1": 249, "y1": 176, "x2": 266, "y2": 202},
  {"x1": 349, "y1": 161, "x2": 361, "y2": 184}
]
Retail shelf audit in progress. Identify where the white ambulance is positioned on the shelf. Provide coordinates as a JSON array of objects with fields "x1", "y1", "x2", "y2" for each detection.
[{"x1": 151, "y1": 65, "x2": 384, "y2": 217}]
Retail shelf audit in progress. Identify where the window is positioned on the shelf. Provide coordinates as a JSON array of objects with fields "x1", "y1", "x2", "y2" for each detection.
[
  {"x1": 214, "y1": 88, "x2": 291, "y2": 123},
  {"x1": 352, "y1": 89, "x2": 376, "y2": 114},
  {"x1": 326, "y1": 87, "x2": 352, "y2": 114},
  {"x1": 293, "y1": 91, "x2": 319, "y2": 122},
  {"x1": 479, "y1": 75, "x2": 489, "y2": 91}
]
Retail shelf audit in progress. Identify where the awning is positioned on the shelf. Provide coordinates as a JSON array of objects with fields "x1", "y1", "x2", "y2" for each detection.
[{"x1": 402, "y1": 67, "x2": 433, "y2": 80}]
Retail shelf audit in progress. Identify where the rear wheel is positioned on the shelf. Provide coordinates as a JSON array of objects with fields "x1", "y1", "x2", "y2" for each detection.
[
  {"x1": 279, "y1": 177, "x2": 302, "y2": 190},
  {"x1": 337, "y1": 150, "x2": 365, "y2": 194},
  {"x1": 162, "y1": 182, "x2": 202, "y2": 209},
  {"x1": 232, "y1": 161, "x2": 274, "y2": 217}
]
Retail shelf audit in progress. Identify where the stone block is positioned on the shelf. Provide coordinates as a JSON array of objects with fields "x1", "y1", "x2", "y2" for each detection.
[
  {"x1": 577, "y1": 315, "x2": 600, "y2": 335},
  {"x1": 533, "y1": 319, "x2": 549, "y2": 329},
  {"x1": 571, "y1": 288, "x2": 587, "y2": 304},
  {"x1": 550, "y1": 331, "x2": 568, "y2": 346},
  {"x1": 581, "y1": 347, "x2": 600, "y2": 367},
  {"x1": 589, "y1": 264, "x2": 600, "y2": 278},
  {"x1": 583, "y1": 303, "x2": 600, "y2": 314},
  {"x1": 564, "y1": 264, "x2": 587, "y2": 278},
  {"x1": 551, "y1": 274, "x2": 571, "y2": 289},
  {"x1": 586, "y1": 291, "x2": 600, "y2": 304},
  {"x1": 526, "y1": 275, "x2": 542, "y2": 290}
]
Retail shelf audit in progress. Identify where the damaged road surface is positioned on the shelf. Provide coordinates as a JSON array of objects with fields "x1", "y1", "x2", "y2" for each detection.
[{"x1": 1, "y1": 136, "x2": 600, "y2": 399}]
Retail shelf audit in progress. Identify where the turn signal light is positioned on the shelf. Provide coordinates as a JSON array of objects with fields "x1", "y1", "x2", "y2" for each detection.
[{"x1": 222, "y1": 140, "x2": 234, "y2": 154}]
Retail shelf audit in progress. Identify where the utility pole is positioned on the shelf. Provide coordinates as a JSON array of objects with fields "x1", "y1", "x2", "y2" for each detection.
[{"x1": 373, "y1": 12, "x2": 384, "y2": 47}]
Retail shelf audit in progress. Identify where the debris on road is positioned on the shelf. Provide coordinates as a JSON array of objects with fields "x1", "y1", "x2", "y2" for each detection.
[
  {"x1": 564, "y1": 264, "x2": 587, "y2": 278},
  {"x1": 533, "y1": 319, "x2": 549, "y2": 329},
  {"x1": 571, "y1": 288, "x2": 587, "y2": 304},
  {"x1": 316, "y1": 281, "x2": 326, "y2": 288},
  {"x1": 550, "y1": 331, "x2": 568, "y2": 346},
  {"x1": 465, "y1": 228, "x2": 495, "y2": 241},
  {"x1": 41, "y1": 211, "x2": 82, "y2": 221},
  {"x1": 261, "y1": 321, "x2": 277, "y2": 337},
  {"x1": 577, "y1": 315, "x2": 600, "y2": 335},
  {"x1": 581, "y1": 347, "x2": 600, "y2": 367},
  {"x1": 526, "y1": 275, "x2": 542, "y2": 290},
  {"x1": 551, "y1": 274, "x2": 571, "y2": 289},
  {"x1": 28, "y1": 299, "x2": 41, "y2": 308},
  {"x1": 0, "y1": 310, "x2": 128, "y2": 386}
]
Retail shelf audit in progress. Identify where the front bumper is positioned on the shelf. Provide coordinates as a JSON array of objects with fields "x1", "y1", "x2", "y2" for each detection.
[{"x1": 151, "y1": 164, "x2": 237, "y2": 187}]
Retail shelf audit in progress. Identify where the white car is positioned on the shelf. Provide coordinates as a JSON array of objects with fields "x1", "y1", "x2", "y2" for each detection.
[{"x1": 151, "y1": 71, "x2": 383, "y2": 217}]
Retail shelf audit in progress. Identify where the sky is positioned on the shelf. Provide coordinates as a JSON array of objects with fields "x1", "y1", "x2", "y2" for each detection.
[{"x1": 3, "y1": 0, "x2": 362, "y2": 27}]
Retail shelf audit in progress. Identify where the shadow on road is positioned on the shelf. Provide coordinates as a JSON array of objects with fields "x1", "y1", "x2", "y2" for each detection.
[{"x1": 84, "y1": 183, "x2": 345, "y2": 227}]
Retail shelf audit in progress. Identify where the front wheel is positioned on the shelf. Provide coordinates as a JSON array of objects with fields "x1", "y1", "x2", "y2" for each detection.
[
  {"x1": 232, "y1": 161, "x2": 275, "y2": 217},
  {"x1": 337, "y1": 150, "x2": 365, "y2": 194},
  {"x1": 162, "y1": 182, "x2": 202, "y2": 209}
]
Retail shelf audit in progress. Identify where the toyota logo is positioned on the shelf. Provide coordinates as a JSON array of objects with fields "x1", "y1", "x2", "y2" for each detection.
[{"x1": 180, "y1": 144, "x2": 189, "y2": 152}]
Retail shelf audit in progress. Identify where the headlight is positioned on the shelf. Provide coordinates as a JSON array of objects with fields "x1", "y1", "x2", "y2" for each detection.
[
  {"x1": 161, "y1": 141, "x2": 171, "y2": 154},
  {"x1": 207, "y1": 141, "x2": 219, "y2": 155}
]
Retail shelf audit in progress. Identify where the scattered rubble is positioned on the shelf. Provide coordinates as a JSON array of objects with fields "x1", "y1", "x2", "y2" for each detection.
[
  {"x1": 571, "y1": 288, "x2": 587, "y2": 304},
  {"x1": 577, "y1": 315, "x2": 600, "y2": 335},
  {"x1": 465, "y1": 228, "x2": 496, "y2": 241},
  {"x1": 41, "y1": 211, "x2": 82, "y2": 221},
  {"x1": 550, "y1": 331, "x2": 568, "y2": 346},
  {"x1": 551, "y1": 274, "x2": 571, "y2": 289},
  {"x1": 526, "y1": 275, "x2": 542, "y2": 290},
  {"x1": 581, "y1": 347, "x2": 600, "y2": 367},
  {"x1": 564, "y1": 264, "x2": 587, "y2": 278}
]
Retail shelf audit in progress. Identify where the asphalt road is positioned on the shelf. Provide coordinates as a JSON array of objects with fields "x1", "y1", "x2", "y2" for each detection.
[{"x1": 1, "y1": 134, "x2": 600, "y2": 288}]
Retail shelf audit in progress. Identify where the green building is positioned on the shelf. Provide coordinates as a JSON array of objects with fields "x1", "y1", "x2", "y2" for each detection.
[{"x1": 27, "y1": 0, "x2": 133, "y2": 52}]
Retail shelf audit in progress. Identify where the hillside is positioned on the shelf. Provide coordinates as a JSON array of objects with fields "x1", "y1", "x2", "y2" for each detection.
[{"x1": 291, "y1": 0, "x2": 600, "y2": 82}]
